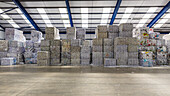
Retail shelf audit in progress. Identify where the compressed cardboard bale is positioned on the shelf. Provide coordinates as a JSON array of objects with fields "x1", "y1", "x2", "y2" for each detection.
[
  {"x1": 50, "y1": 52, "x2": 60, "y2": 59},
  {"x1": 103, "y1": 52, "x2": 113, "y2": 58},
  {"x1": 96, "y1": 25, "x2": 108, "y2": 33},
  {"x1": 82, "y1": 40, "x2": 90, "y2": 46},
  {"x1": 114, "y1": 45, "x2": 127, "y2": 52},
  {"x1": 92, "y1": 52, "x2": 103, "y2": 59},
  {"x1": 108, "y1": 33, "x2": 119, "y2": 39},
  {"x1": 140, "y1": 59, "x2": 153, "y2": 67},
  {"x1": 128, "y1": 45, "x2": 138, "y2": 52},
  {"x1": 119, "y1": 23, "x2": 133, "y2": 32},
  {"x1": 71, "y1": 59, "x2": 80, "y2": 65},
  {"x1": 117, "y1": 58, "x2": 128, "y2": 66},
  {"x1": 61, "y1": 39, "x2": 71, "y2": 46},
  {"x1": 37, "y1": 60, "x2": 49, "y2": 66},
  {"x1": 104, "y1": 46, "x2": 113, "y2": 52},
  {"x1": 92, "y1": 58, "x2": 103, "y2": 66},
  {"x1": 0, "y1": 40, "x2": 8, "y2": 52},
  {"x1": 93, "y1": 39, "x2": 103, "y2": 46},
  {"x1": 45, "y1": 27, "x2": 59, "y2": 34},
  {"x1": 114, "y1": 37, "x2": 138, "y2": 45},
  {"x1": 92, "y1": 46, "x2": 103, "y2": 52},
  {"x1": 128, "y1": 52, "x2": 138, "y2": 58},
  {"x1": 1, "y1": 57, "x2": 16, "y2": 66},
  {"x1": 115, "y1": 52, "x2": 128, "y2": 59},
  {"x1": 104, "y1": 38, "x2": 114, "y2": 46},
  {"x1": 76, "y1": 28, "x2": 86, "y2": 39},
  {"x1": 81, "y1": 46, "x2": 91, "y2": 53},
  {"x1": 71, "y1": 46, "x2": 81, "y2": 52},
  {"x1": 50, "y1": 59, "x2": 60, "y2": 66},
  {"x1": 50, "y1": 40, "x2": 61, "y2": 46},
  {"x1": 0, "y1": 52, "x2": 7, "y2": 58},
  {"x1": 41, "y1": 47, "x2": 50, "y2": 51},
  {"x1": 61, "y1": 52, "x2": 71, "y2": 59},
  {"x1": 71, "y1": 52, "x2": 80, "y2": 59},
  {"x1": 108, "y1": 25, "x2": 119, "y2": 33},
  {"x1": 50, "y1": 46, "x2": 60, "y2": 53},
  {"x1": 119, "y1": 31, "x2": 132, "y2": 37},
  {"x1": 97, "y1": 32, "x2": 108, "y2": 39},
  {"x1": 67, "y1": 27, "x2": 76, "y2": 39},
  {"x1": 41, "y1": 40, "x2": 50, "y2": 47},
  {"x1": 81, "y1": 53, "x2": 90, "y2": 59},
  {"x1": 61, "y1": 58, "x2": 71, "y2": 65},
  {"x1": 81, "y1": 59, "x2": 90, "y2": 65},
  {"x1": 37, "y1": 51, "x2": 49, "y2": 60},
  {"x1": 104, "y1": 58, "x2": 116, "y2": 66},
  {"x1": 71, "y1": 39, "x2": 81, "y2": 46},
  {"x1": 128, "y1": 59, "x2": 139, "y2": 66},
  {"x1": 62, "y1": 46, "x2": 70, "y2": 52},
  {"x1": 24, "y1": 51, "x2": 33, "y2": 58}
]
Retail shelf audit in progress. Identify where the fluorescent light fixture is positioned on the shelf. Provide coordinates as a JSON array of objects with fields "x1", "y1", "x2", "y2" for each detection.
[
  {"x1": 154, "y1": 13, "x2": 169, "y2": 28},
  {"x1": 136, "y1": 7, "x2": 158, "y2": 28},
  {"x1": 59, "y1": 8, "x2": 70, "y2": 28},
  {"x1": 37, "y1": 8, "x2": 53, "y2": 27},
  {"x1": 119, "y1": 8, "x2": 134, "y2": 24},
  {"x1": 0, "y1": 9, "x2": 20, "y2": 28},
  {"x1": 81, "y1": 8, "x2": 88, "y2": 28},
  {"x1": 100, "y1": 8, "x2": 111, "y2": 25}
]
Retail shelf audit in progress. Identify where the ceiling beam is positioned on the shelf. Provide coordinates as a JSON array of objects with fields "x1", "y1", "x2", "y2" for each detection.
[
  {"x1": 147, "y1": 1, "x2": 170, "y2": 28},
  {"x1": 110, "y1": 0, "x2": 122, "y2": 25},
  {"x1": 0, "y1": 25, "x2": 5, "y2": 31},
  {"x1": 12, "y1": 0, "x2": 41, "y2": 31},
  {"x1": 65, "y1": 0, "x2": 74, "y2": 27}
]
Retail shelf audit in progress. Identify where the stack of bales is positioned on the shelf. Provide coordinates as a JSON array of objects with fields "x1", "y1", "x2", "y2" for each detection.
[
  {"x1": 61, "y1": 40, "x2": 71, "y2": 65},
  {"x1": 81, "y1": 40, "x2": 91, "y2": 65},
  {"x1": 139, "y1": 51, "x2": 154, "y2": 67},
  {"x1": 92, "y1": 39, "x2": 103, "y2": 66},
  {"x1": 96, "y1": 25, "x2": 108, "y2": 38},
  {"x1": 76, "y1": 28, "x2": 86, "y2": 40},
  {"x1": 38, "y1": 27, "x2": 60, "y2": 66},
  {"x1": 50, "y1": 40, "x2": 61, "y2": 66},
  {"x1": 67, "y1": 27, "x2": 76, "y2": 39},
  {"x1": 37, "y1": 51, "x2": 50, "y2": 66},
  {"x1": 156, "y1": 45, "x2": 168, "y2": 65},
  {"x1": 114, "y1": 37, "x2": 138, "y2": 66},
  {"x1": 4, "y1": 28, "x2": 26, "y2": 65},
  {"x1": 119, "y1": 23, "x2": 133, "y2": 37},
  {"x1": 104, "y1": 38, "x2": 116, "y2": 66},
  {"x1": 71, "y1": 39, "x2": 81, "y2": 65},
  {"x1": 167, "y1": 40, "x2": 170, "y2": 65},
  {"x1": 24, "y1": 31, "x2": 42, "y2": 64},
  {"x1": 108, "y1": 25, "x2": 119, "y2": 39}
]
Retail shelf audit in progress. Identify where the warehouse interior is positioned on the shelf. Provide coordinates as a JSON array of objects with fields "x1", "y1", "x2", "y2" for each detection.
[{"x1": 0, "y1": 0, "x2": 170, "y2": 96}]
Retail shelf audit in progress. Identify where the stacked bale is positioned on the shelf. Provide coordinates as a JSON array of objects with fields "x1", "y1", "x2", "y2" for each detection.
[
  {"x1": 76, "y1": 28, "x2": 86, "y2": 40},
  {"x1": 96, "y1": 25, "x2": 108, "y2": 39},
  {"x1": 156, "y1": 46, "x2": 168, "y2": 65},
  {"x1": 92, "y1": 39, "x2": 103, "y2": 66},
  {"x1": 0, "y1": 40, "x2": 9, "y2": 65},
  {"x1": 24, "y1": 31, "x2": 42, "y2": 64},
  {"x1": 81, "y1": 40, "x2": 91, "y2": 65},
  {"x1": 45, "y1": 27, "x2": 60, "y2": 40},
  {"x1": 108, "y1": 25, "x2": 119, "y2": 39},
  {"x1": 50, "y1": 40, "x2": 61, "y2": 66},
  {"x1": 71, "y1": 39, "x2": 81, "y2": 65},
  {"x1": 67, "y1": 27, "x2": 76, "y2": 39},
  {"x1": 37, "y1": 51, "x2": 50, "y2": 66},
  {"x1": 61, "y1": 40, "x2": 71, "y2": 65},
  {"x1": 139, "y1": 51, "x2": 153, "y2": 67},
  {"x1": 4, "y1": 28, "x2": 26, "y2": 65},
  {"x1": 119, "y1": 23, "x2": 133, "y2": 37}
]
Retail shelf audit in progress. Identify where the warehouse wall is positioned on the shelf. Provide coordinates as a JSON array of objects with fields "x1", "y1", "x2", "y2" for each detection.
[{"x1": 0, "y1": 31, "x2": 4, "y2": 40}]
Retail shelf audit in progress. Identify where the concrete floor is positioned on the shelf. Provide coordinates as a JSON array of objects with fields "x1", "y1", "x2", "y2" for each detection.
[{"x1": 0, "y1": 65, "x2": 170, "y2": 96}]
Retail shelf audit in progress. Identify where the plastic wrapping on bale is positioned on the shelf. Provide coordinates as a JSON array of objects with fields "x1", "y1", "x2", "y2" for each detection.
[
  {"x1": 104, "y1": 58, "x2": 116, "y2": 66},
  {"x1": 1, "y1": 57, "x2": 16, "y2": 66},
  {"x1": 157, "y1": 46, "x2": 167, "y2": 52},
  {"x1": 0, "y1": 40, "x2": 8, "y2": 52}
]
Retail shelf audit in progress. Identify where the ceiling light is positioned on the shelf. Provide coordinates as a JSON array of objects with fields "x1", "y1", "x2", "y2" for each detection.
[{"x1": 81, "y1": 8, "x2": 88, "y2": 28}]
